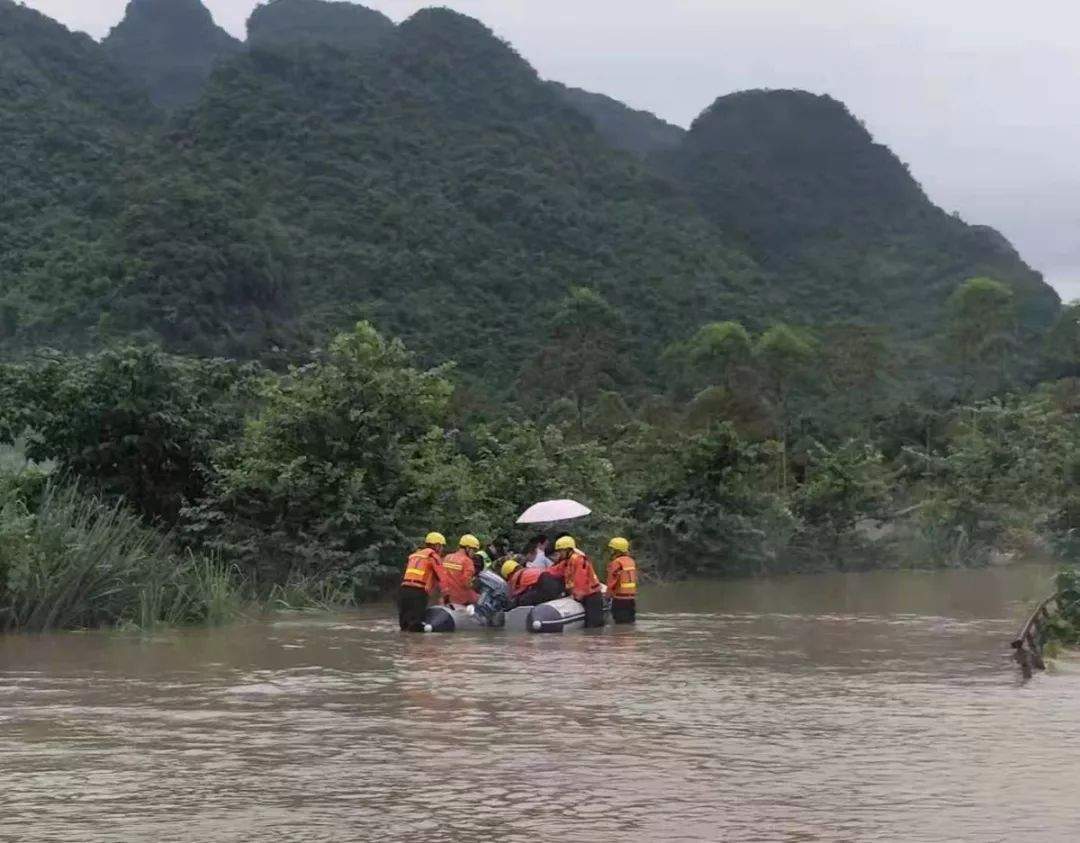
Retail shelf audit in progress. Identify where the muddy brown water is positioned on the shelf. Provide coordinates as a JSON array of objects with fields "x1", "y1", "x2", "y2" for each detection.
[{"x1": 3, "y1": 565, "x2": 1080, "y2": 842}]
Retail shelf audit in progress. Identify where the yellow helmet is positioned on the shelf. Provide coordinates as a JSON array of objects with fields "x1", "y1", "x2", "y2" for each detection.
[
  {"x1": 501, "y1": 559, "x2": 521, "y2": 579},
  {"x1": 425, "y1": 532, "x2": 447, "y2": 546},
  {"x1": 458, "y1": 534, "x2": 481, "y2": 550},
  {"x1": 554, "y1": 535, "x2": 576, "y2": 552},
  {"x1": 608, "y1": 537, "x2": 630, "y2": 553}
]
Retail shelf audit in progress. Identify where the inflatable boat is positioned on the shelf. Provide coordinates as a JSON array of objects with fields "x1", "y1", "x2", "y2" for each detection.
[{"x1": 421, "y1": 569, "x2": 602, "y2": 633}]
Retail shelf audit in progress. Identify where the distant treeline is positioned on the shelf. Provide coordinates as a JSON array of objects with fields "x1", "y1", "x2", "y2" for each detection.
[{"x1": 4, "y1": 278, "x2": 1080, "y2": 631}]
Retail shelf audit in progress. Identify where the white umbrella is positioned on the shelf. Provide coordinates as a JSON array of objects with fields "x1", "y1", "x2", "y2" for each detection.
[{"x1": 516, "y1": 499, "x2": 591, "y2": 525}]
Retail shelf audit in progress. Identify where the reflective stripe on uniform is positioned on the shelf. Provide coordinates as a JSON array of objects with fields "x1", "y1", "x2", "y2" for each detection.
[{"x1": 405, "y1": 568, "x2": 426, "y2": 577}]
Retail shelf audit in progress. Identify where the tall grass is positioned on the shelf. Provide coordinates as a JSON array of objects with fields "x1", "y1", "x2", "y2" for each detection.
[
  {"x1": 269, "y1": 573, "x2": 355, "y2": 612},
  {"x1": 136, "y1": 552, "x2": 246, "y2": 629},
  {"x1": 0, "y1": 477, "x2": 247, "y2": 633}
]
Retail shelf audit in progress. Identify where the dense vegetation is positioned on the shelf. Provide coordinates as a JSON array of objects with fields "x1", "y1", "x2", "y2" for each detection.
[
  {"x1": 0, "y1": 0, "x2": 1058, "y2": 377},
  {"x1": 247, "y1": 0, "x2": 395, "y2": 51},
  {"x1": 4, "y1": 283, "x2": 1080, "y2": 630},
  {"x1": 0, "y1": 0, "x2": 1076, "y2": 631},
  {"x1": 654, "y1": 90, "x2": 1059, "y2": 333}
]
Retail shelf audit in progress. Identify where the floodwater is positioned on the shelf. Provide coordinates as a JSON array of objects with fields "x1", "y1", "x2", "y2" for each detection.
[{"x1": 3, "y1": 565, "x2": 1079, "y2": 842}]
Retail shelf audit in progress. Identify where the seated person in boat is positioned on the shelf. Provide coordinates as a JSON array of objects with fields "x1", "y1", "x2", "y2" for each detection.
[
  {"x1": 522, "y1": 534, "x2": 553, "y2": 569},
  {"x1": 501, "y1": 558, "x2": 565, "y2": 607},
  {"x1": 485, "y1": 536, "x2": 511, "y2": 568}
]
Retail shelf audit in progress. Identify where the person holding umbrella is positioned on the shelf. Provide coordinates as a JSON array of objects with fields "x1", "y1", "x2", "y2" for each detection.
[{"x1": 523, "y1": 534, "x2": 552, "y2": 569}]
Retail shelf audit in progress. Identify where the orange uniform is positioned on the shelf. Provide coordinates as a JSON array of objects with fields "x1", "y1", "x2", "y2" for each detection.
[
  {"x1": 439, "y1": 548, "x2": 479, "y2": 605},
  {"x1": 508, "y1": 566, "x2": 544, "y2": 600},
  {"x1": 401, "y1": 546, "x2": 442, "y2": 594},
  {"x1": 607, "y1": 554, "x2": 638, "y2": 601},
  {"x1": 551, "y1": 550, "x2": 601, "y2": 601}
]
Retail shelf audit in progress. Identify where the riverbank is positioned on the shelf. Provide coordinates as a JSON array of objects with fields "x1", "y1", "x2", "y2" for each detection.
[
  {"x1": 0, "y1": 460, "x2": 1066, "y2": 634},
  {"x1": 0, "y1": 474, "x2": 354, "y2": 634}
]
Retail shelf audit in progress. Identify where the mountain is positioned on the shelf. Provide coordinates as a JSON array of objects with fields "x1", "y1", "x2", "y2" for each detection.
[
  {"x1": 0, "y1": 0, "x2": 151, "y2": 346},
  {"x1": 656, "y1": 89, "x2": 1059, "y2": 329},
  {"x1": 247, "y1": 0, "x2": 396, "y2": 50},
  {"x1": 126, "y1": 6, "x2": 761, "y2": 372},
  {"x1": 0, "y1": 0, "x2": 1061, "y2": 385},
  {"x1": 103, "y1": 0, "x2": 242, "y2": 108},
  {"x1": 550, "y1": 82, "x2": 685, "y2": 157}
]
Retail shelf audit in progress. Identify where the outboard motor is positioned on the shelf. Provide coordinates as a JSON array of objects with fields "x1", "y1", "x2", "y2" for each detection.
[
  {"x1": 475, "y1": 569, "x2": 511, "y2": 622},
  {"x1": 421, "y1": 569, "x2": 510, "y2": 632}
]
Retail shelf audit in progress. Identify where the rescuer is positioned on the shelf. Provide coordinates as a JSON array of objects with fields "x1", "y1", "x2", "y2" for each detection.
[
  {"x1": 399, "y1": 532, "x2": 445, "y2": 631},
  {"x1": 549, "y1": 535, "x2": 604, "y2": 627},
  {"x1": 606, "y1": 537, "x2": 638, "y2": 624},
  {"x1": 501, "y1": 558, "x2": 564, "y2": 607},
  {"x1": 440, "y1": 534, "x2": 482, "y2": 606}
]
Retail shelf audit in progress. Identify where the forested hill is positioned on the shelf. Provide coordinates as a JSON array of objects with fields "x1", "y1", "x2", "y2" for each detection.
[
  {"x1": 0, "y1": 0, "x2": 1061, "y2": 393},
  {"x1": 141, "y1": 6, "x2": 762, "y2": 375},
  {"x1": 549, "y1": 82, "x2": 686, "y2": 157},
  {"x1": 654, "y1": 90, "x2": 1059, "y2": 330},
  {"x1": 102, "y1": 0, "x2": 241, "y2": 107},
  {"x1": 0, "y1": 0, "x2": 155, "y2": 349},
  {"x1": 247, "y1": 0, "x2": 395, "y2": 50}
]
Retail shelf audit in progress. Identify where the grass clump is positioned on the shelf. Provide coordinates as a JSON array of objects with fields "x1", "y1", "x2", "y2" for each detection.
[{"x1": 0, "y1": 475, "x2": 247, "y2": 633}]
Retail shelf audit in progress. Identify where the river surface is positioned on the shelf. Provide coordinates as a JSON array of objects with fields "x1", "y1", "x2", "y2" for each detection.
[{"x1": 3, "y1": 564, "x2": 1080, "y2": 841}]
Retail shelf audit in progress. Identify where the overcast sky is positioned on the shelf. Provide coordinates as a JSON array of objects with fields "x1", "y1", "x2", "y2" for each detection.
[{"x1": 24, "y1": 0, "x2": 1080, "y2": 299}]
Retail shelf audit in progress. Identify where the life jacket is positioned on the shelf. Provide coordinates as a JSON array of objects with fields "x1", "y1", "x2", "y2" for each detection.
[
  {"x1": 508, "y1": 566, "x2": 544, "y2": 600},
  {"x1": 439, "y1": 548, "x2": 479, "y2": 605},
  {"x1": 553, "y1": 550, "x2": 601, "y2": 601},
  {"x1": 402, "y1": 547, "x2": 441, "y2": 594},
  {"x1": 607, "y1": 554, "x2": 638, "y2": 601}
]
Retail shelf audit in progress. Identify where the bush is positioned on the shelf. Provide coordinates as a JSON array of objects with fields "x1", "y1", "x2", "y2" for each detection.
[
  {"x1": 0, "y1": 345, "x2": 261, "y2": 524},
  {"x1": 0, "y1": 474, "x2": 245, "y2": 632},
  {"x1": 636, "y1": 423, "x2": 797, "y2": 577},
  {"x1": 184, "y1": 322, "x2": 456, "y2": 596}
]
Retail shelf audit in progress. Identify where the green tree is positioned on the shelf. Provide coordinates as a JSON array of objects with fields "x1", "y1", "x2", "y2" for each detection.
[
  {"x1": 0, "y1": 346, "x2": 258, "y2": 523},
  {"x1": 817, "y1": 323, "x2": 894, "y2": 437},
  {"x1": 468, "y1": 420, "x2": 623, "y2": 545},
  {"x1": 637, "y1": 423, "x2": 795, "y2": 577},
  {"x1": 189, "y1": 322, "x2": 455, "y2": 593},
  {"x1": 754, "y1": 323, "x2": 819, "y2": 491},
  {"x1": 518, "y1": 287, "x2": 633, "y2": 426},
  {"x1": 687, "y1": 320, "x2": 753, "y2": 390},
  {"x1": 946, "y1": 277, "x2": 1017, "y2": 397},
  {"x1": 1043, "y1": 300, "x2": 1080, "y2": 378},
  {"x1": 793, "y1": 440, "x2": 890, "y2": 556}
]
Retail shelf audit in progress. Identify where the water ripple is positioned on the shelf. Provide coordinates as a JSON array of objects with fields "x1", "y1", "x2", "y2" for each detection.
[{"x1": 2, "y1": 566, "x2": 1079, "y2": 841}]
